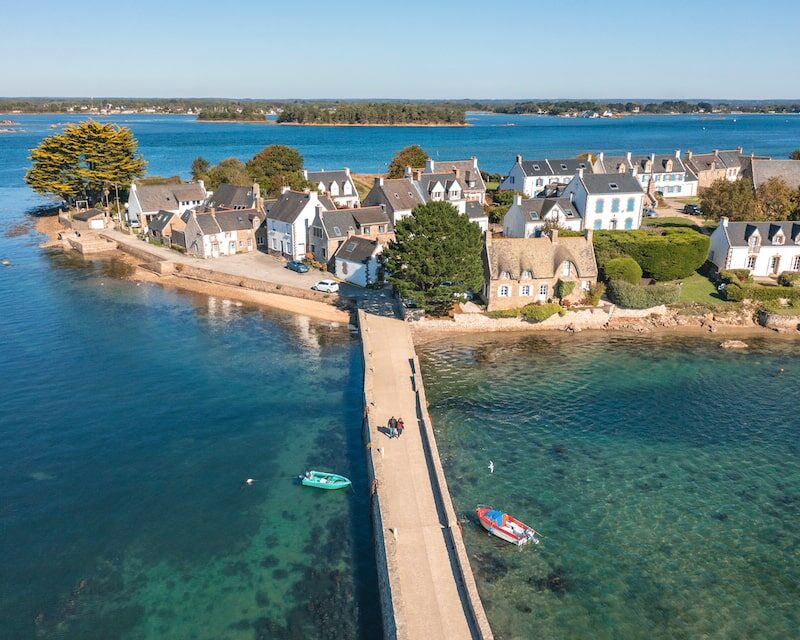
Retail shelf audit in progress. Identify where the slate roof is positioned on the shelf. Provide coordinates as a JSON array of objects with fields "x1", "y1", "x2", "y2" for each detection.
[
  {"x1": 73, "y1": 208, "x2": 104, "y2": 222},
  {"x1": 517, "y1": 197, "x2": 580, "y2": 221},
  {"x1": 486, "y1": 235, "x2": 597, "y2": 280},
  {"x1": 597, "y1": 154, "x2": 687, "y2": 174},
  {"x1": 195, "y1": 213, "x2": 222, "y2": 235},
  {"x1": 520, "y1": 158, "x2": 592, "y2": 177},
  {"x1": 335, "y1": 236, "x2": 379, "y2": 263},
  {"x1": 320, "y1": 210, "x2": 357, "y2": 239},
  {"x1": 365, "y1": 178, "x2": 425, "y2": 212},
  {"x1": 722, "y1": 220, "x2": 800, "y2": 246},
  {"x1": 465, "y1": 201, "x2": 487, "y2": 220},
  {"x1": 746, "y1": 159, "x2": 800, "y2": 190},
  {"x1": 204, "y1": 184, "x2": 257, "y2": 210},
  {"x1": 305, "y1": 169, "x2": 356, "y2": 196},
  {"x1": 134, "y1": 182, "x2": 206, "y2": 212},
  {"x1": 684, "y1": 149, "x2": 744, "y2": 174},
  {"x1": 149, "y1": 209, "x2": 178, "y2": 233},
  {"x1": 578, "y1": 173, "x2": 644, "y2": 194},
  {"x1": 266, "y1": 191, "x2": 332, "y2": 223},
  {"x1": 352, "y1": 206, "x2": 390, "y2": 226},
  {"x1": 416, "y1": 173, "x2": 463, "y2": 201},
  {"x1": 214, "y1": 209, "x2": 261, "y2": 232},
  {"x1": 425, "y1": 159, "x2": 486, "y2": 192}
]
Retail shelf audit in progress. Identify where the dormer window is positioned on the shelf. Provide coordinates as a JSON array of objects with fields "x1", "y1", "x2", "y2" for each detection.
[
  {"x1": 749, "y1": 235, "x2": 760, "y2": 247},
  {"x1": 617, "y1": 164, "x2": 626, "y2": 173},
  {"x1": 560, "y1": 163, "x2": 567, "y2": 170},
  {"x1": 562, "y1": 261, "x2": 573, "y2": 276},
  {"x1": 773, "y1": 233, "x2": 785, "y2": 245},
  {"x1": 609, "y1": 183, "x2": 619, "y2": 190},
  {"x1": 500, "y1": 270, "x2": 511, "y2": 279},
  {"x1": 533, "y1": 164, "x2": 540, "y2": 170},
  {"x1": 644, "y1": 160, "x2": 652, "y2": 172},
  {"x1": 521, "y1": 270, "x2": 532, "y2": 279}
]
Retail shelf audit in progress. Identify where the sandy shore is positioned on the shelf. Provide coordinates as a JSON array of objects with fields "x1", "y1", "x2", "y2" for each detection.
[{"x1": 33, "y1": 216, "x2": 350, "y2": 324}]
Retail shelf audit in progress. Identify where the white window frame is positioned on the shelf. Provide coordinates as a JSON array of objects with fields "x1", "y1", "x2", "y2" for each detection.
[{"x1": 498, "y1": 285, "x2": 511, "y2": 297}]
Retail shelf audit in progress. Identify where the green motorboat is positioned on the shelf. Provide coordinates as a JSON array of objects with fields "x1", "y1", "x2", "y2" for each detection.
[{"x1": 301, "y1": 470, "x2": 352, "y2": 490}]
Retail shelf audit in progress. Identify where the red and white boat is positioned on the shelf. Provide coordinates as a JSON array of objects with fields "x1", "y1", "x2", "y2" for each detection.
[{"x1": 476, "y1": 506, "x2": 540, "y2": 546}]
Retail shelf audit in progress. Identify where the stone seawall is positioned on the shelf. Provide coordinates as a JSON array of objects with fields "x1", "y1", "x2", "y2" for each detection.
[{"x1": 758, "y1": 310, "x2": 800, "y2": 332}]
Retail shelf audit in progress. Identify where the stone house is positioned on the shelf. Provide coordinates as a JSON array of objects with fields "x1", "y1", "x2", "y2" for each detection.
[
  {"x1": 71, "y1": 208, "x2": 107, "y2": 231},
  {"x1": 203, "y1": 183, "x2": 262, "y2": 211},
  {"x1": 334, "y1": 236, "x2": 383, "y2": 287},
  {"x1": 684, "y1": 148, "x2": 745, "y2": 188},
  {"x1": 499, "y1": 156, "x2": 594, "y2": 197},
  {"x1": 182, "y1": 208, "x2": 263, "y2": 258},
  {"x1": 303, "y1": 168, "x2": 360, "y2": 208},
  {"x1": 482, "y1": 230, "x2": 598, "y2": 311},
  {"x1": 739, "y1": 158, "x2": 800, "y2": 191},
  {"x1": 309, "y1": 205, "x2": 392, "y2": 268},
  {"x1": 362, "y1": 177, "x2": 425, "y2": 225},
  {"x1": 708, "y1": 217, "x2": 800, "y2": 277},
  {"x1": 148, "y1": 209, "x2": 187, "y2": 245},
  {"x1": 502, "y1": 194, "x2": 582, "y2": 237},
  {"x1": 125, "y1": 181, "x2": 207, "y2": 229}
]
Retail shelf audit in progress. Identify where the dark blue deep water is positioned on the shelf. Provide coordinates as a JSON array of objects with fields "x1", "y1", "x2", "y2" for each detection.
[{"x1": 1, "y1": 113, "x2": 799, "y2": 638}]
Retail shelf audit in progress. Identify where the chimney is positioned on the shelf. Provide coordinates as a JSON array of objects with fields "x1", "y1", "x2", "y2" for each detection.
[
  {"x1": 514, "y1": 194, "x2": 522, "y2": 206},
  {"x1": 713, "y1": 150, "x2": 719, "y2": 157},
  {"x1": 569, "y1": 192, "x2": 574, "y2": 203},
  {"x1": 452, "y1": 168, "x2": 461, "y2": 179},
  {"x1": 584, "y1": 228, "x2": 593, "y2": 242},
  {"x1": 280, "y1": 185, "x2": 291, "y2": 195},
  {"x1": 578, "y1": 167, "x2": 584, "y2": 179},
  {"x1": 374, "y1": 177, "x2": 384, "y2": 187},
  {"x1": 626, "y1": 151, "x2": 632, "y2": 163},
  {"x1": 720, "y1": 216, "x2": 729, "y2": 228},
  {"x1": 302, "y1": 169, "x2": 308, "y2": 180},
  {"x1": 687, "y1": 150, "x2": 693, "y2": 160},
  {"x1": 344, "y1": 167, "x2": 350, "y2": 176},
  {"x1": 413, "y1": 169, "x2": 422, "y2": 181},
  {"x1": 516, "y1": 154, "x2": 523, "y2": 164},
  {"x1": 675, "y1": 149, "x2": 680, "y2": 158},
  {"x1": 549, "y1": 229, "x2": 559, "y2": 243},
  {"x1": 737, "y1": 146, "x2": 743, "y2": 154},
  {"x1": 404, "y1": 166, "x2": 413, "y2": 178},
  {"x1": 598, "y1": 151, "x2": 604, "y2": 163},
  {"x1": 472, "y1": 155, "x2": 478, "y2": 168}
]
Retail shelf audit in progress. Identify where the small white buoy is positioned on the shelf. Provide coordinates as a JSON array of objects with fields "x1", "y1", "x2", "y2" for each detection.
[
  {"x1": 488, "y1": 461, "x2": 494, "y2": 474},
  {"x1": 1, "y1": 259, "x2": 11, "y2": 267},
  {"x1": 243, "y1": 478, "x2": 256, "y2": 486}
]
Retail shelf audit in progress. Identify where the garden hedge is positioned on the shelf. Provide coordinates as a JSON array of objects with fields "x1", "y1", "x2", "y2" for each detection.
[
  {"x1": 554, "y1": 279, "x2": 576, "y2": 300},
  {"x1": 603, "y1": 257, "x2": 643, "y2": 284},
  {"x1": 777, "y1": 272, "x2": 800, "y2": 287},
  {"x1": 606, "y1": 279, "x2": 680, "y2": 308},
  {"x1": 594, "y1": 228, "x2": 710, "y2": 281},
  {"x1": 724, "y1": 282, "x2": 800, "y2": 303},
  {"x1": 719, "y1": 269, "x2": 753, "y2": 284}
]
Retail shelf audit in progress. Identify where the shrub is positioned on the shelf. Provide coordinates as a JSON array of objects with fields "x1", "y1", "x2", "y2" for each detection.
[
  {"x1": 719, "y1": 269, "x2": 753, "y2": 284},
  {"x1": 606, "y1": 279, "x2": 680, "y2": 308},
  {"x1": 554, "y1": 279, "x2": 576, "y2": 300},
  {"x1": 520, "y1": 303, "x2": 564, "y2": 322},
  {"x1": 723, "y1": 283, "x2": 745, "y2": 301},
  {"x1": 777, "y1": 272, "x2": 800, "y2": 287},
  {"x1": 593, "y1": 228, "x2": 710, "y2": 280},
  {"x1": 485, "y1": 308, "x2": 521, "y2": 319},
  {"x1": 583, "y1": 282, "x2": 605, "y2": 306},
  {"x1": 603, "y1": 257, "x2": 642, "y2": 284}
]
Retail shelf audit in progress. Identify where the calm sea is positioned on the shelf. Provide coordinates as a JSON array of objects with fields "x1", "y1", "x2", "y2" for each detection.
[
  {"x1": 419, "y1": 334, "x2": 800, "y2": 640},
  {"x1": 1, "y1": 113, "x2": 799, "y2": 639}
]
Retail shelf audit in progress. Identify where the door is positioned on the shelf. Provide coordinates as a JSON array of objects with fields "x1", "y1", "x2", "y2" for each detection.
[{"x1": 770, "y1": 255, "x2": 781, "y2": 274}]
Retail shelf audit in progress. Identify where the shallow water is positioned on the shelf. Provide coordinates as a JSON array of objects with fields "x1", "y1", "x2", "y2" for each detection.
[{"x1": 419, "y1": 334, "x2": 800, "y2": 640}]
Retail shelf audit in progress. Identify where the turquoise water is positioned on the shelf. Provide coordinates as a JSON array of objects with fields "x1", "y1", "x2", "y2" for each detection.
[{"x1": 419, "y1": 334, "x2": 800, "y2": 639}]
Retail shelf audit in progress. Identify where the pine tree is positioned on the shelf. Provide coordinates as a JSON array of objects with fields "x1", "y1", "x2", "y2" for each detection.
[
  {"x1": 383, "y1": 201, "x2": 484, "y2": 314},
  {"x1": 25, "y1": 120, "x2": 146, "y2": 204}
]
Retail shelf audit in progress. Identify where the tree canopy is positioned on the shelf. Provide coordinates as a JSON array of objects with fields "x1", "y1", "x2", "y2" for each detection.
[
  {"x1": 387, "y1": 145, "x2": 429, "y2": 179},
  {"x1": 277, "y1": 103, "x2": 465, "y2": 125},
  {"x1": 25, "y1": 120, "x2": 146, "y2": 204},
  {"x1": 383, "y1": 201, "x2": 484, "y2": 314},
  {"x1": 700, "y1": 178, "x2": 759, "y2": 221},
  {"x1": 756, "y1": 177, "x2": 800, "y2": 221}
]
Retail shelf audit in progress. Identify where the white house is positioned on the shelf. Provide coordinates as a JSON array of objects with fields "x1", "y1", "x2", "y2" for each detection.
[
  {"x1": 561, "y1": 170, "x2": 645, "y2": 231},
  {"x1": 412, "y1": 171, "x2": 467, "y2": 213},
  {"x1": 334, "y1": 236, "x2": 383, "y2": 287},
  {"x1": 303, "y1": 168, "x2": 360, "y2": 208},
  {"x1": 499, "y1": 156, "x2": 593, "y2": 197},
  {"x1": 260, "y1": 189, "x2": 335, "y2": 260},
  {"x1": 126, "y1": 181, "x2": 207, "y2": 229},
  {"x1": 709, "y1": 217, "x2": 800, "y2": 277},
  {"x1": 424, "y1": 157, "x2": 486, "y2": 203},
  {"x1": 503, "y1": 195, "x2": 582, "y2": 237},
  {"x1": 465, "y1": 201, "x2": 489, "y2": 233},
  {"x1": 592, "y1": 151, "x2": 698, "y2": 199}
]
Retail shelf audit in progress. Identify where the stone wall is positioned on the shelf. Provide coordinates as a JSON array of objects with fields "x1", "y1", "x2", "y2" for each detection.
[{"x1": 757, "y1": 310, "x2": 800, "y2": 332}]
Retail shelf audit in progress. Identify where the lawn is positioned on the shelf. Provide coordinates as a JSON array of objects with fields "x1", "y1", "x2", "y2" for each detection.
[
  {"x1": 675, "y1": 273, "x2": 733, "y2": 308},
  {"x1": 485, "y1": 181, "x2": 500, "y2": 190},
  {"x1": 646, "y1": 217, "x2": 718, "y2": 232}
]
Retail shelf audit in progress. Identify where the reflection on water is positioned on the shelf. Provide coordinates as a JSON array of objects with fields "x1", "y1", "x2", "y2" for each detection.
[{"x1": 420, "y1": 333, "x2": 800, "y2": 640}]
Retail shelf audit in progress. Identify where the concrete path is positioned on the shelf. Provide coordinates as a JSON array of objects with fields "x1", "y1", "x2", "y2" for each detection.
[{"x1": 361, "y1": 312, "x2": 491, "y2": 640}]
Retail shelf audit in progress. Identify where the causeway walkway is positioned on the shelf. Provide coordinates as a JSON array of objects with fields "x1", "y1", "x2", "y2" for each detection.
[{"x1": 359, "y1": 311, "x2": 492, "y2": 640}]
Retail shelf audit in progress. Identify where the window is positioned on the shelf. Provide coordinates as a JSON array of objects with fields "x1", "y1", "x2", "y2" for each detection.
[
  {"x1": 271, "y1": 239, "x2": 278, "y2": 250},
  {"x1": 510, "y1": 176, "x2": 515, "y2": 184},
  {"x1": 624, "y1": 218, "x2": 633, "y2": 230},
  {"x1": 749, "y1": 235, "x2": 760, "y2": 248},
  {"x1": 363, "y1": 226, "x2": 372, "y2": 235},
  {"x1": 594, "y1": 220, "x2": 602, "y2": 230},
  {"x1": 562, "y1": 261, "x2": 572, "y2": 276},
  {"x1": 773, "y1": 233, "x2": 785, "y2": 245},
  {"x1": 500, "y1": 270, "x2": 511, "y2": 279},
  {"x1": 247, "y1": 238, "x2": 253, "y2": 249},
  {"x1": 520, "y1": 284, "x2": 531, "y2": 296},
  {"x1": 746, "y1": 255, "x2": 756, "y2": 269},
  {"x1": 322, "y1": 247, "x2": 327, "y2": 258},
  {"x1": 609, "y1": 183, "x2": 619, "y2": 190},
  {"x1": 378, "y1": 225, "x2": 385, "y2": 233},
  {"x1": 610, "y1": 219, "x2": 618, "y2": 230},
  {"x1": 539, "y1": 284, "x2": 548, "y2": 297},
  {"x1": 581, "y1": 280, "x2": 591, "y2": 290},
  {"x1": 595, "y1": 199, "x2": 604, "y2": 214},
  {"x1": 239, "y1": 240, "x2": 243, "y2": 247},
  {"x1": 626, "y1": 197, "x2": 636, "y2": 212},
  {"x1": 611, "y1": 198, "x2": 620, "y2": 213},
  {"x1": 536, "y1": 178, "x2": 543, "y2": 187},
  {"x1": 770, "y1": 255, "x2": 781, "y2": 273},
  {"x1": 521, "y1": 270, "x2": 532, "y2": 279},
  {"x1": 793, "y1": 256, "x2": 800, "y2": 270},
  {"x1": 257, "y1": 236, "x2": 265, "y2": 246},
  {"x1": 498, "y1": 285, "x2": 510, "y2": 297},
  {"x1": 641, "y1": 175, "x2": 647, "y2": 183}
]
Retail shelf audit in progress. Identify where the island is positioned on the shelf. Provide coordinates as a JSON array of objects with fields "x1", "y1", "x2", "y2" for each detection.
[{"x1": 275, "y1": 102, "x2": 466, "y2": 126}]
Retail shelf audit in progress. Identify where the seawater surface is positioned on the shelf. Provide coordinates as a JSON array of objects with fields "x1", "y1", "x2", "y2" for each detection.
[{"x1": 419, "y1": 334, "x2": 800, "y2": 640}]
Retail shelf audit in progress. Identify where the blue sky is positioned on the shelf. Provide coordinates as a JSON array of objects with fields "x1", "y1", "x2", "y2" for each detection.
[{"x1": 1, "y1": 0, "x2": 798, "y2": 99}]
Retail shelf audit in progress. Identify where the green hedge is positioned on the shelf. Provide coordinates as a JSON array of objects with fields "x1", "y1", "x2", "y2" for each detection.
[
  {"x1": 777, "y1": 272, "x2": 800, "y2": 287},
  {"x1": 607, "y1": 279, "x2": 680, "y2": 308},
  {"x1": 555, "y1": 279, "x2": 576, "y2": 300},
  {"x1": 603, "y1": 257, "x2": 643, "y2": 284},
  {"x1": 724, "y1": 282, "x2": 800, "y2": 302},
  {"x1": 719, "y1": 269, "x2": 753, "y2": 284},
  {"x1": 584, "y1": 282, "x2": 605, "y2": 306},
  {"x1": 521, "y1": 303, "x2": 565, "y2": 322},
  {"x1": 594, "y1": 228, "x2": 710, "y2": 281}
]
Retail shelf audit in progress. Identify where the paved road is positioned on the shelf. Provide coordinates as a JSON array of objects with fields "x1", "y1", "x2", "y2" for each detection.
[{"x1": 362, "y1": 313, "x2": 485, "y2": 640}]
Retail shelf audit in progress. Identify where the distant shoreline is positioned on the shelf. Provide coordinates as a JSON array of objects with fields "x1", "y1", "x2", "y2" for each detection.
[{"x1": 195, "y1": 119, "x2": 469, "y2": 127}]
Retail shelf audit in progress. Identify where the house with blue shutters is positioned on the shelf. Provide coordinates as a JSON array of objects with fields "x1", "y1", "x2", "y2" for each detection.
[{"x1": 561, "y1": 169, "x2": 645, "y2": 231}]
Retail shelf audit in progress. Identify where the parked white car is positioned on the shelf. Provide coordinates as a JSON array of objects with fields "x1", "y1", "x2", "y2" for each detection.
[{"x1": 312, "y1": 279, "x2": 339, "y2": 293}]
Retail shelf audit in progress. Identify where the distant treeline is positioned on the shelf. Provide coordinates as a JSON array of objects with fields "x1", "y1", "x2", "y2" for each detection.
[
  {"x1": 276, "y1": 103, "x2": 466, "y2": 125},
  {"x1": 2, "y1": 98, "x2": 799, "y2": 118}
]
